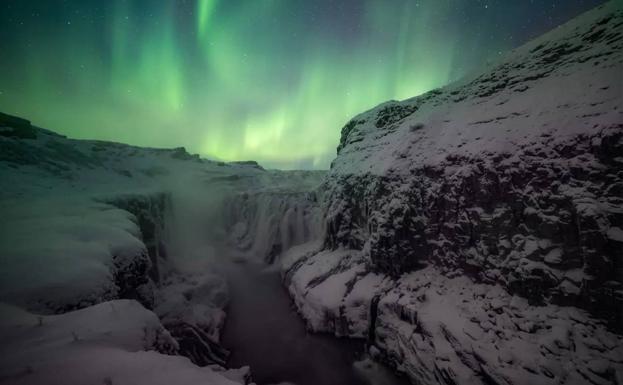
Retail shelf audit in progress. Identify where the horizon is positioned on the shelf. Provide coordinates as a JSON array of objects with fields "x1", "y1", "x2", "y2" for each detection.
[{"x1": 0, "y1": 0, "x2": 606, "y2": 169}]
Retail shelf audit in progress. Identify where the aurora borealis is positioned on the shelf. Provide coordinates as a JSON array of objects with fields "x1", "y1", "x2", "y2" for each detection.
[{"x1": 0, "y1": 0, "x2": 605, "y2": 169}]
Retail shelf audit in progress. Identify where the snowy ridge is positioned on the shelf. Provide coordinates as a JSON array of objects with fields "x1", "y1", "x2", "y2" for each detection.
[
  {"x1": 333, "y1": 0, "x2": 622, "y2": 173},
  {"x1": 284, "y1": 2, "x2": 623, "y2": 385}
]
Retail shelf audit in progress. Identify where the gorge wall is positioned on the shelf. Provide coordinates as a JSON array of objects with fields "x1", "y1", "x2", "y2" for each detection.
[{"x1": 283, "y1": 2, "x2": 623, "y2": 384}]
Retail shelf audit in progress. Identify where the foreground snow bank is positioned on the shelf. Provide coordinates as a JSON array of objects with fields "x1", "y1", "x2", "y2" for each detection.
[{"x1": 0, "y1": 300, "x2": 247, "y2": 385}]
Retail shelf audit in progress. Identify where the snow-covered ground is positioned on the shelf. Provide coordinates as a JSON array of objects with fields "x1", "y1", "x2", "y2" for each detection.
[{"x1": 0, "y1": 300, "x2": 250, "y2": 385}]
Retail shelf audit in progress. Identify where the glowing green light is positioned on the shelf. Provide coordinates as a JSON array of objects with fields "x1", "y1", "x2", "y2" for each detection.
[{"x1": 0, "y1": 0, "x2": 489, "y2": 169}]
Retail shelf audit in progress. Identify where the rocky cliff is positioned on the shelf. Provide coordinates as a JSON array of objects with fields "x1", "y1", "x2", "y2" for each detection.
[{"x1": 283, "y1": 2, "x2": 623, "y2": 384}]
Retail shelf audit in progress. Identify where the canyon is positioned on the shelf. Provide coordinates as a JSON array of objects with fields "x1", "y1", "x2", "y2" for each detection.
[{"x1": 1, "y1": 1, "x2": 622, "y2": 384}]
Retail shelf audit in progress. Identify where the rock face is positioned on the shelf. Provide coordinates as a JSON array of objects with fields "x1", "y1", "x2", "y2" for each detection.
[{"x1": 284, "y1": 2, "x2": 623, "y2": 384}]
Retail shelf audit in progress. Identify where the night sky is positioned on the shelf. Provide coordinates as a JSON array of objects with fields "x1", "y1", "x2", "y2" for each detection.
[{"x1": 0, "y1": 0, "x2": 606, "y2": 169}]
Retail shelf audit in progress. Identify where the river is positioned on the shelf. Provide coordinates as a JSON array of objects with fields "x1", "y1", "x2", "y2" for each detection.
[{"x1": 219, "y1": 261, "x2": 408, "y2": 385}]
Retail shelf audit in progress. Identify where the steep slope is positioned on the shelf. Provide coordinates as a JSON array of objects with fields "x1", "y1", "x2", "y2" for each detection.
[{"x1": 284, "y1": 2, "x2": 623, "y2": 384}]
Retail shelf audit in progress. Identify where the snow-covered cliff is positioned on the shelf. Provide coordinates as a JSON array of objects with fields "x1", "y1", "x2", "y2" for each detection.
[{"x1": 284, "y1": 2, "x2": 623, "y2": 384}]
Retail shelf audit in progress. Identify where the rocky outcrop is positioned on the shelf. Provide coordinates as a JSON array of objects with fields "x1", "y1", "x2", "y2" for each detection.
[
  {"x1": 166, "y1": 322, "x2": 230, "y2": 367},
  {"x1": 154, "y1": 269, "x2": 231, "y2": 368},
  {"x1": 284, "y1": 2, "x2": 623, "y2": 384}
]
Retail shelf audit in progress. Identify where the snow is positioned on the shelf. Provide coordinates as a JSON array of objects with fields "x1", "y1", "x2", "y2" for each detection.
[
  {"x1": 376, "y1": 269, "x2": 623, "y2": 385},
  {"x1": 280, "y1": 239, "x2": 323, "y2": 274},
  {"x1": 286, "y1": 248, "x2": 353, "y2": 331},
  {"x1": 332, "y1": 0, "x2": 622, "y2": 176},
  {"x1": 154, "y1": 270, "x2": 228, "y2": 342},
  {"x1": 607, "y1": 226, "x2": 623, "y2": 242},
  {"x1": 0, "y1": 198, "x2": 147, "y2": 312},
  {"x1": 283, "y1": 245, "x2": 395, "y2": 337},
  {"x1": 0, "y1": 280, "x2": 245, "y2": 385},
  {"x1": 0, "y1": 120, "x2": 305, "y2": 382},
  {"x1": 0, "y1": 300, "x2": 245, "y2": 385},
  {"x1": 284, "y1": 264, "x2": 623, "y2": 385}
]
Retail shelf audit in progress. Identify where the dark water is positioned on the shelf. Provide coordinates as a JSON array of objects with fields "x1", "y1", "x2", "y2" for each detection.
[{"x1": 219, "y1": 261, "x2": 406, "y2": 385}]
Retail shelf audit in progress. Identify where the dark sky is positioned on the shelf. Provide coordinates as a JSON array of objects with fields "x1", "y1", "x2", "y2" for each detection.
[{"x1": 0, "y1": 0, "x2": 607, "y2": 169}]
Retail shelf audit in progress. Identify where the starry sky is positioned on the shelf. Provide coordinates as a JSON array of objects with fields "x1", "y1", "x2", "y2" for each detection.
[{"x1": 0, "y1": 0, "x2": 606, "y2": 169}]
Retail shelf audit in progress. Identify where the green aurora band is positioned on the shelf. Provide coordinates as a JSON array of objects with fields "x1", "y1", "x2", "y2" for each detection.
[{"x1": 0, "y1": 0, "x2": 594, "y2": 168}]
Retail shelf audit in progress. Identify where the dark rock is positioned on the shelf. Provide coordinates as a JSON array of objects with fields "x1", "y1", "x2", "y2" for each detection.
[{"x1": 0, "y1": 112, "x2": 36, "y2": 139}]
